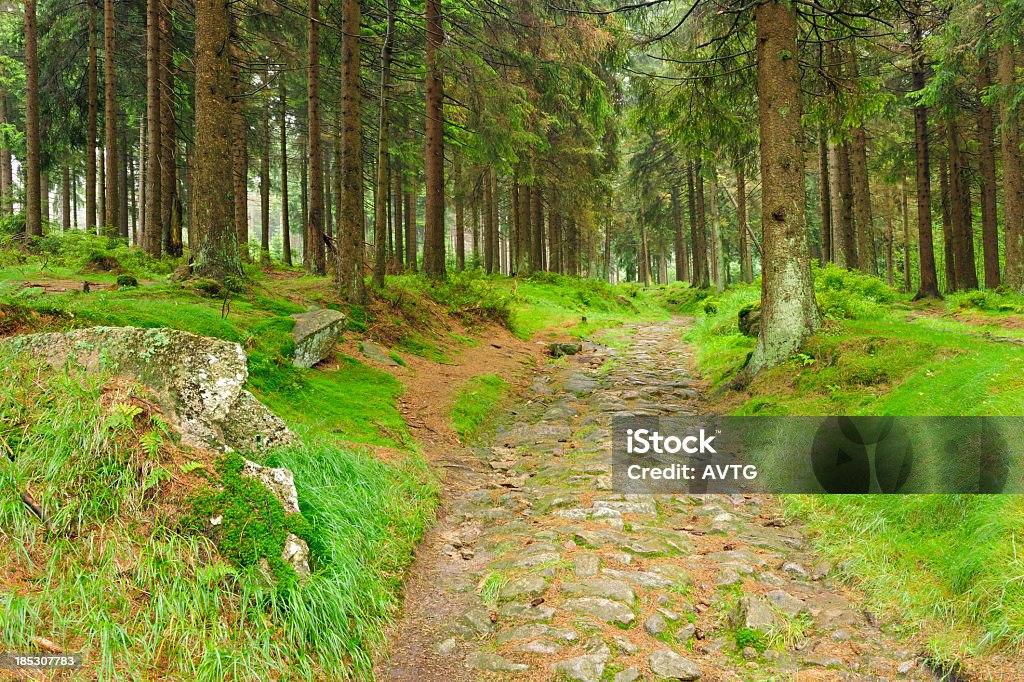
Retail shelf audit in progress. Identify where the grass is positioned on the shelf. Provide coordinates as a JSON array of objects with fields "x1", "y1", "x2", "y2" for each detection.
[
  {"x1": 451, "y1": 374, "x2": 510, "y2": 442},
  {"x1": 666, "y1": 265, "x2": 1024, "y2": 663}
]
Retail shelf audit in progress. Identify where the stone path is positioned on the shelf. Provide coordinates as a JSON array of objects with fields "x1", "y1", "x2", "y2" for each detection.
[{"x1": 382, "y1": 320, "x2": 933, "y2": 682}]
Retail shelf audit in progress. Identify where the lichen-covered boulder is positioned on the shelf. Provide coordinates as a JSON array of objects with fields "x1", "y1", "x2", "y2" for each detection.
[
  {"x1": 3, "y1": 326, "x2": 297, "y2": 453},
  {"x1": 240, "y1": 458, "x2": 311, "y2": 579},
  {"x1": 291, "y1": 308, "x2": 346, "y2": 368}
]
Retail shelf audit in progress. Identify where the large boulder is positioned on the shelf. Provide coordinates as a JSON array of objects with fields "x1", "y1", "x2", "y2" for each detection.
[
  {"x1": 3, "y1": 326, "x2": 297, "y2": 453},
  {"x1": 291, "y1": 308, "x2": 346, "y2": 368}
]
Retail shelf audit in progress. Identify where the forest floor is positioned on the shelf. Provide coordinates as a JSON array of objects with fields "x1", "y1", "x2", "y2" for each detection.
[{"x1": 376, "y1": 318, "x2": 1022, "y2": 682}]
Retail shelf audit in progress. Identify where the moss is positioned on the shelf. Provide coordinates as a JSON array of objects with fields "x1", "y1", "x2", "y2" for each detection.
[{"x1": 183, "y1": 453, "x2": 310, "y2": 589}]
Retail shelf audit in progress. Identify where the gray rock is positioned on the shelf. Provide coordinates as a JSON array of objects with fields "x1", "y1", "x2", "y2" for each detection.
[
  {"x1": 499, "y1": 574, "x2": 549, "y2": 600},
  {"x1": 562, "y1": 597, "x2": 635, "y2": 625},
  {"x1": 434, "y1": 637, "x2": 457, "y2": 655},
  {"x1": 515, "y1": 640, "x2": 561, "y2": 654},
  {"x1": 575, "y1": 554, "x2": 601, "y2": 578},
  {"x1": 290, "y1": 308, "x2": 346, "y2": 367},
  {"x1": 460, "y1": 608, "x2": 495, "y2": 635},
  {"x1": 649, "y1": 564, "x2": 693, "y2": 588},
  {"x1": 648, "y1": 649, "x2": 701, "y2": 680},
  {"x1": 738, "y1": 303, "x2": 760, "y2": 337},
  {"x1": 731, "y1": 596, "x2": 781, "y2": 633},
  {"x1": 564, "y1": 374, "x2": 600, "y2": 395},
  {"x1": 802, "y1": 652, "x2": 844, "y2": 668},
  {"x1": 549, "y1": 341, "x2": 584, "y2": 358},
  {"x1": 614, "y1": 667, "x2": 642, "y2": 682},
  {"x1": 764, "y1": 590, "x2": 808, "y2": 618},
  {"x1": 360, "y1": 341, "x2": 400, "y2": 366},
  {"x1": 603, "y1": 568, "x2": 673, "y2": 589},
  {"x1": 560, "y1": 578, "x2": 636, "y2": 604},
  {"x1": 613, "y1": 635, "x2": 639, "y2": 655},
  {"x1": 551, "y1": 654, "x2": 607, "y2": 682},
  {"x1": 676, "y1": 623, "x2": 696, "y2": 644},
  {"x1": 497, "y1": 602, "x2": 555, "y2": 622},
  {"x1": 465, "y1": 651, "x2": 527, "y2": 673},
  {"x1": 715, "y1": 568, "x2": 742, "y2": 586},
  {"x1": 4, "y1": 326, "x2": 297, "y2": 453},
  {"x1": 497, "y1": 624, "x2": 578, "y2": 643},
  {"x1": 644, "y1": 612, "x2": 667, "y2": 637}
]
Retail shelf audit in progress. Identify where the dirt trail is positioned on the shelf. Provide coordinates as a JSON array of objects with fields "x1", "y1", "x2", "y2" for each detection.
[{"x1": 376, "y1": 319, "x2": 1007, "y2": 682}]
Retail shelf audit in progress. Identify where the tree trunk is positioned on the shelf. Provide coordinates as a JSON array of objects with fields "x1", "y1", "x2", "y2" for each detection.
[
  {"x1": 693, "y1": 160, "x2": 709, "y2": 288},
  {"x1": 454, "y1": 153, "x2": 465, "y2": 271},
  {"x1": 393, "y1": 161, "x2": 404, "y2": 269},
  {"x1": 818, "y1": 130, "x2": 831, "y2": 263},
  {"x1": 885, "y1": 190, "x2": 895, "y2": 286},
  {"x1": 483, "y1": 168, "x2": 494, "y2": 273},
  {"x1": 489, "y1": 169, "x2": 498, "y2": 273},
  {"x1": 87, "y1": 1, "x2": 98, "y2": 232},
  {"x1": 948, "y1": 118, "x2": 978, "y2": 289},
  {"x1": 737, "y1": 163, "x2": 752, "y2": 282},
  {"x1": 41, "y1": 173, "x2": 49, "y2": 224},
  {"x1": 747, "y1": 1, "x2": 820, "y2": 374},
  {"x1": 144, "y1": 0, "x2": 162, "y2": 255},
  {"x1": 672, "y1": 184, "x2": 689, "y2": 283},
  {"x1": 62, "y1": 164, "x2": 71, "y2": 231},
  {"x1": 518, "y1": 181, "x2": 531, "y2": 274},
  {"x1": 280, "y1": 81, "x2": 292, "y2": 266},
  {"x1": 231, "y1": 52, "x2": 249, "y2": 262},
  {"x1": 708, "y1": 173, "x2": 722, "y2": 290},
  {"x1": 566, "y1": 216, "x2": 578, "y2": 276},
  {"x1": 902, "y1": 179, "x2": 912, "y2": 293},
  {"x1": 838, "y1": 142, "x2": 857, "y2": 269},
  {"x1": 846, "y1": 43, "x2": 874, "y2": 275},
  {"x1": 260, "y1": 70, "x2": 271, "y2": 262},
  {"x1": 103, "y1": 0, "x2": 118, "y2": 231},
  {"x1": 306, "y1": 0, "x2": 325, "y2": 274},
  {"x1": 406, "y1": 181, "x2": 418, "y2": 271},
  {"x1": 161, "y1": 3, "x2": 180, "y2": 255},
  {"x1": 339, "y1": 0, "x2": 365, "y2": 300},
  {"x1": 24, "y1": 0, "x2": 42, "y2": 236},
  {"x1": 422, "y1": 0, "x2": 446, "y2": 277},
  {"x1": 940, "y1": 157, "x2": 957, "y2": 291},
  {"x1": 192, "y1": 0, "x2": 242, "y2": 281},
  {"x1": 998, "y1": 44, "x2": 1024, "y2": 291},
  {"x1": 119, "y1": 128, "x2": 129, "y2": 237},
  {"x1": 977, "y1": 53, "x2": 1001, "y2": 288},
  {"x1": 373, "y1": 0, "x2": 395, "y2": 288},
  {"x1": 138, "y1": 117, "x2": 146, "y2": 242},
  {"x1": 910, "y1": 7, "x2": 942, "y2": 299},
  {"x1": 0, "y1": 93, "x2": 9, "y2": 215}
]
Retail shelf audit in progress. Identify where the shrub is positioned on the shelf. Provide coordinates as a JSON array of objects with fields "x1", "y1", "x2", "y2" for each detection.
[{"x1": 117, "y1": 274, "x2": 139, "y2": 288}]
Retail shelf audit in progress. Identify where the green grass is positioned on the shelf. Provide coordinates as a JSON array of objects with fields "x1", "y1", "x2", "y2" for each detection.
[
  {"x1": 673, "y1": 265, "x2": 1024, "y2": 662},
  {"x1": 451, "y1": 374, "x2": 510, "y2": 441}
]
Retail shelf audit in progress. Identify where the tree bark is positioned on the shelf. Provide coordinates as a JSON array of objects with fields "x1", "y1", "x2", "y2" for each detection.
[
  {"x1": 231, "y1": 50, "x2": 249, "y2": 262},
  {"x1": 977, "y1": 53, "x2": 1001, "y2": 288},
  {"x1": 454, "y1": 153, "x2": 465, "y2": 271},
  {"x1": 902, "y1": 179, "x2": 912, "y2": 292},
  {"x1": 737, "y1": 163, "x2": 752, "y2": 282},
  {"x1": 260, "y1": 69, "x2": 271, "y2": 262},
  {"x1": 87, "y1": 1, "x2": 98, "y2": 232},
  {"x1": 24, "y1": 0, "x2": 42, "y2": 236},
  {"x1": 103, "y1": 0, "x2": 118, "y2": 231},
  {"x1": 672, "y1": 184, "x2": 689, "y2": 283},
  {"x1": 847, "y1": 43, "x2": 874, "y2": 275},
  {"x1": 818, "y1": 130, "x2": 831, "y2": 263},
  {"x1": 393, "y1": 161, "x2": 404, "y2": 269},
  {"x1": 422, "y1": 0, "x2": 446, "y2": 278},
  {"x1": 192, "y1": 0, "x2": 243, "y2": 281},
  {"x1": 998, "y1": 44, "x2": 1024, "y2": 291},
  {"x1": 483, "y1": 168, "x2": 494, "y2": 273},
  {"x1": 280, "y1": 81, "x2": 292, "y2": 266},
  {"x1": 144, "y1": 0, "x2": 162, "y2": 255},
  {"x1": 532, "y1": 180, "x2": 545, "y2": 272},
  {"x1": 885, "y1": 189, "x2": 894, "y2": 286},
  {"x1": 0, "y1": 93, "x2": 9, "y2": 215},
  {"x1": 306, "y1": 0, "x2": 325, "y2": 274},
  {"x1": 62, "y1": 164, "x2": 71, "y2": 231},
  {"x1": 910, "y1": 6, "x2": 942, "y2": 299},
  {"x1": 747, "y1": 1, "x2": 820, "y2": 374},
  {"x1": 373, "y1": 0, "x2": 395, "y2": 288},
  {"x1": 939, "y1": 156, "x2": 957, "y2": 291},
  {"x1": 948, "y1": 118, "x2": 977, "y2": 289},
  {"x1": 686, "y1": 161, "x2": 700, "y2": 286},
  {"x1": 339, "y1": 0, "x2": 365, "y2": 301},
  {"x1": 693, "y1": 160, "x2": 709, "y2": 288},
  {"x1": 406, "y1": 181, "x2": 418, "y2": 271},
  {"x1": 161, "y1": 2, "x2": 180, "y2": 255}
]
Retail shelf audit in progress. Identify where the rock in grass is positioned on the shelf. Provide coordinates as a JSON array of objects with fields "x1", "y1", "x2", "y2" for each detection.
[
  {"x1": 562, "y1": 597, "x2": 635, "y2": 625},
  {"x1": 2, "y1": 326, "x2": 297, "y2": 453},
  {"x1": 551, "y1": 653, "x2": 606, "y2": 682},
  {"x1": 549, "y1": 341, "x2": 583, "y2": 358},
  {"x1": 291, "y1": 308, "x2": 346, "y2": 368},
  {"x1": 648, "y1": 649, "x2": 701, "y2": 680},
  {"x1": 361, "y1": 341, "x2": 401, "y2": 366}
]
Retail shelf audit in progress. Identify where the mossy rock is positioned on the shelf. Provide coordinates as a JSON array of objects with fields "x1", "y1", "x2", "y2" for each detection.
[
  {"x1": 738, "y1": 301, "x2": 761, "y2": 337},
  {"x1": 116, "y1": 274, "x2": 139, "y2": 288}
]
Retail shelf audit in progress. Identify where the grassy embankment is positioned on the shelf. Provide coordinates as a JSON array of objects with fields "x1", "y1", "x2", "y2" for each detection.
[
  {"x1": 0, "y1": 230, "x2": 655, "y2": 679},
  {"x1": 654, "y1": 266, "x2": 1024, "y2": 665}
]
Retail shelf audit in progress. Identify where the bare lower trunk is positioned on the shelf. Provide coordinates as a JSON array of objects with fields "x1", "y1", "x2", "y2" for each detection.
[
  {"x1": 948, "y1": 118, "x2": 977, "y2": 289},
  {"x1": 910, "y1": 6, "x2": 941, "y2": 299},
  {"x1": 62, "y1": 164, "x2": 71, "y2": 231},
  {"x1": 672, "y1": 184, "x2": 689, "y2": 283},
  {"x1": 144, "y1": 0, "x2": 162, "y2": 255},
  {"x1": 818, "y1": 130, "x2": 831, "y2": 263},
  {"x1": 260, "y1": 69, "x2": 271, "y2": 262},
  {"x1": 940, "y1": 158, "x2": 957, "y2": 291},
  {"x1": 422, "y1": 0, "x2": 445, "y2": 277},
  {"x1": 373, "y1": 0, "x2": 395, "y2": 288},
  {"x1": 747, "y1": 1, "x2": 820, "y2": 374},
  {"x1": 280, "y1": 82, "x2": 292, "y2": 266},
  {"x1": 977, "y1": 54, "x2": 1001, "y2": 288},
  {"x1": 338, "y1": 0, "x2": 365, "y2": 301},
  {"x1": 998, "y1": 44, "x2": 1024, "y2": 291},
  {"x1": 161, "y1": 3, "x2": 180, "y2": 255},
  {"x1": 307, "y1": 0, "x2": 325, "y2": 274},
  {"x1": 24, "y1": 0, "x2": 42, "y2": 236},
  {"x1": 103, "y1": 0, "x2": 118, "y2": 231},
  {"x1": 87, "y1": 2, "x2": 98, "y2": 232}
]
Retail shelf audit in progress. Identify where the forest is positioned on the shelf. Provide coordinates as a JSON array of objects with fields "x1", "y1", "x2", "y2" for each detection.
[{"x1": 1, "y1": 0, "x2": 1024, "y2": 680}]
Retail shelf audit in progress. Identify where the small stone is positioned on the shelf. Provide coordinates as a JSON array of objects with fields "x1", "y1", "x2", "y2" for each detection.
[
  {"x1": 781, "y1": 561, "x2": 809, "y2": 577},
  {"x1": 715, "y1": 568, "x2": 741, "y2": 586},
  {"x1": 613, "y1": 635, "x2": 639, "y2": 655},
  {"x1": 497, "y1": 602, "x2": 555, "y2": 621},
  {"x1": 802, "y1": 652, "x2": 844, "y2": 668},
  {"x1": 499, "y1": 574, "x2": 549, "y2": 600},
  {"x1": 515, "y1": 640, "x2": 561, "y2": 654},
  {"x1": 465, "y1": 650, "x2": 527, "y2": 673},
  {"x1": 496, "y1": 624, "x2": 578, "y2": 644},
  {"x1": 360, "y1": 341, "x2": 400, "y2": 366},
  {"x1": 551, "y1": 654, "x2": 607, "y2": 682},
  {"x1": 644, "y1": 612, "x2": 667, "y2": 637},
  {"x1": 575, "y1": 554, "x2": 601, "y2": 578},
  {"x1": 742, "y1": 646, "x2": 758, "y2": 660},
  {"x1": 764, "y1": 590, "x2": 808, "y2": 618},
  {"x1": 648, "y1": 648, "x2": 702, "y2": 680},
  {"x1": 291, "y1": 308, "x2": 346, "y2": 368},
  {"x1": 614, "y1": 667, "x2": 642, "y2": 682},
  {"x1": 560, "y1": 578, "x2": 636, "y2": 604},
  {"x1": 460, "y1": 608, "x2": 495, "y2": 635},
  {"x1": 562, "y1": 597, "x2": 635, "y2": 625},
  {"x1": 676, "y1": 623, "x2": 696, "y2": 644},
  {"x1": 897, "y1": 659, "x2": 917, "y2": 675},
  {"x1": 434, "y1": 638, "x2": 457, "y2": 655}
]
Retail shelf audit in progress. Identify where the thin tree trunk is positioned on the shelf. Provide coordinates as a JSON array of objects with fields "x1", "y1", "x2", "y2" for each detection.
[
  {"x1": 144, "y1": 0, "x2": 162, "y2": 255},
  {"x1": 687, "y1": 161, "x2": 700, "y2": 287},
  {"x1": 161, "y1": 2, "x2": 180, "y2": 255},
  {"x1": 103, "y1": 0, "x2": 118, "y2": 231},
  {"x1": 280, "y1": 81, "x2": 292, "y2": 266},
  {"x1": 422, "y1": 0, "x2": 445, "y2": 277},
  {"x1": 373, "y1": 0, "x2": 395, "y2": 288},
  {"x1": 747, "y1": 0, "x2": 820, "y2": 373},
  {"x1": 0, "y1": 93, "x2": 9, "y2": 215},
  {"x1": 406, "y1": 182, "x2": 418, "y2": 271},
  {"x1": 940, "y1": 156, "x2": 957, "y2": 291},
  {"x1": 306, "y1": 0, "x2": 325, "y2": 274},
  {"x1": 998, "y1": 44, "x2": 1024, "y2": 291},
  {"x1": 977, "y1": 53, "x2": 1000, "y2": 288},
  {"x1": 192, "y1": 0, "x2": 242, "y2": 281},
  {"x1": 454, "y1": 153, "x2": 465, "y2": 271},
  {"x1": 672, "y1": 184, "x2": 689, "y2": 283},
  {"x1": 902, "y1": 180, "x2": 912, "y2": 293},
  {"x1": 339, "y1": 0, "x2": 366, "y2": 301},
  {"x1": 737, "y1": 163, "x2": 752, "y2": 282},
  {"x1": 87, "y1": 1, "x2": 98, "y2": 232},
  {"x1": 41, "y1": 173, "x2": 49, "y2": 224},
  {"x1": 260, "y1": 69, "x2": 271, "y2": 262},
  {"x1": 393, "y1": 161, "x2": 404, "y2": 269},
  {"x1": 119, "y1": 128, "x2": 129, "y2": 237},
  {"x1": 885, "y1": 189, "x2": 895, "y2": 286},
  {"x1": 910, "y1": 5, "x2": 941, "y2": 299},
  {"x1": 838, "y1": 142, "x2": 857, "y2": 269},
  {"x1": 231, "y1": 51, "x2": 249, "y2": 262},
  {"x1": 694, "y1": 160, "x2": 709, "y2": 288},
  {"x1": 818, "y1": 130, "x2": 831, "y2": 263},
  {"x1": 24, "y1": 0, "x2": 41, "y2": 236},
  {"x1": 948, "y1": 117, "x2": 978, "y2": 289},
  {"x1": 61, "y1": 164, "x2": 71, "y2": 231},
  {"x1": 138, "y1": 117, "x2": 146, "y2": 242},
  {"x1": 847, "y1": 42, "x2": 874, "y2": 275}
]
